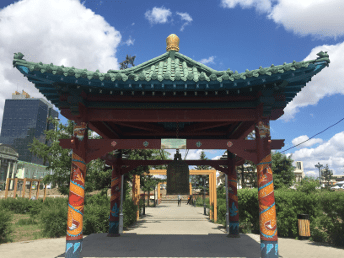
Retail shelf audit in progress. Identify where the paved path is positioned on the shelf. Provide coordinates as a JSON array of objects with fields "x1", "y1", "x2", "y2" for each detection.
[{"x1": 0, "y1": 201, "x2": 343, "y2": 257}]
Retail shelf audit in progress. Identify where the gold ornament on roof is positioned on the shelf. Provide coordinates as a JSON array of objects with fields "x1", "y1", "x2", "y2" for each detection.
[{"x1": 166, "y1": 34, "x2": 179, "y2": 52}]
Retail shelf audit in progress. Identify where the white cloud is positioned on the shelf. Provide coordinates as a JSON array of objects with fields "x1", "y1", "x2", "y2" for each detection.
[
  {"x1": 144, "y1": 7, "x2": 192, "y2": 31},
  {"x1": 123, "y1": 36, "x2": 135, "y2": 46},
  {"x1": 288, "y1": 131, "x2": 344, "y2": 176},
  {"x1": 144, "y1": 6, "x2": 172, "y2": 26},
  {"x1": 282, "y1": 42, "x2": 343, "y2": 122},
  {"x1": 220, "y1": 0, "x2": 273, "y2": 14},
  {"x1": 0, "y1": 0, "x2": 122, "y2": 133},
  {"x1": 221, "y1": 0, "x2": 344, "y2": 40},
  {"x1": 291, "y1": 135, "x2": 323, "y2": 148},
  {"x1": 131, "y1": 22, "x2": 135, "y2": 26},
  {"x1": 198, "y1": 56, "x2": 216, "y2": 65},
  {"x1": 220, "y1": 0, "x2": 344, "y2": 121},
  {"x1": 176, "y1": 11, "x2": 192, "y2": 31},
  {"x1": 267, "y1": 0, "x2": 344, "y2": 40}
]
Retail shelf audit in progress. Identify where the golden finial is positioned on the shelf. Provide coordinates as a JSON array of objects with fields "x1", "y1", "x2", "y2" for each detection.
[{"x1": 166, "y1": 34, "x2": 179, "y2": 52}]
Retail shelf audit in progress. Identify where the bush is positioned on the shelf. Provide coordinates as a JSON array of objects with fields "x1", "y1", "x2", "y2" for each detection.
[
  {"x1": 83, "y1": 193, "x2": 110, "y2": 235},
  {"x1": 38, "y1": 198, "x2": 68, "y2": 238},
  {"x1": 123, "y1": 198, "x2": 138, "y2": 227},
  {"x1": 0, "y1": 209, "x2": 14, "y2": 244},
  {"x1": 313, "y1": 191, "x2": 344, "y2": 247},
  {"x1": 237, "y1": 188, "x2": 260, "y2": 233},
  {"x1": 0, "y1": 197, "x2": 34, "y2": 214}
]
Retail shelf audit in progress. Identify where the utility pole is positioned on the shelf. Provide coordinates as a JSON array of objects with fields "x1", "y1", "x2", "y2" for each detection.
[{"x1": 315, "y1": 162, "x2": 323, "y2": 187}]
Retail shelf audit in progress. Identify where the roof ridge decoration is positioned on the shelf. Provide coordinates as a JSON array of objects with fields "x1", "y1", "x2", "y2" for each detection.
[{"x1": 13, "y1": 35, "x2": 330, "y2": 83}]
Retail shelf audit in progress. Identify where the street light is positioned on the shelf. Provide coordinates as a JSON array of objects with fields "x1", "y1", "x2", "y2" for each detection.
[
  {"x1": 315, "y1": 162, "x2": 323, "y2": 187},
  {"x1": 200, "y1": 176, "x2": 207, "y2": 215}
]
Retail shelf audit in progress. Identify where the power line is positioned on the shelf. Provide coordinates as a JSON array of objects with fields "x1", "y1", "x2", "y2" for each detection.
[{"x1": 280, "y1": 117, "x2": 344, "y2": 153}]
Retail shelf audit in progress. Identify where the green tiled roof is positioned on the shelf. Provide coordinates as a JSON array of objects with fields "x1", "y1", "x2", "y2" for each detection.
[{"x1": 13, "y1": 50, "x2": 330, "y2": 83}]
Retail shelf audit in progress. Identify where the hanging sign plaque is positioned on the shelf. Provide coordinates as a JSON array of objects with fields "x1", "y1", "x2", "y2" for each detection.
[{"x1": 161, "y1": 139, "x2": 186, "y2": 149}]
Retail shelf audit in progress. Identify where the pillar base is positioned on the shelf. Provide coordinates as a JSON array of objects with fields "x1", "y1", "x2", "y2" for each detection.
[
  {"x1": 227, "y1": 234, "x2": 240, "y2": 238},
  {"x1": 107, "y1": 233, "x2": 121, "y2": 237},
  {"x1": 66, "y1": 239, "x2": 83, "y2": 258},
  {"x1": 260, "y1": 240, "x2": 278, "y2": 258}
]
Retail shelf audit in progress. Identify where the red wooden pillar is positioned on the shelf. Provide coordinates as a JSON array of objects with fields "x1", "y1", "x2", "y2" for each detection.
[
  {"x1": 107, "y1": 163, "x2": 121, "y2": 237},
  {"x1": 227, "y1": 151, "x2": 240, "y2": 238},
  {"x1": 65, "y1": 122, "x2": 88, "y2": 258},
  {"x1": 255, "y1": 119, "x2": 278, "y2": 258}
]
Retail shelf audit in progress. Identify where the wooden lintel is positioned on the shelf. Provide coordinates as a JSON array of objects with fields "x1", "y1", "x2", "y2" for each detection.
[
  {"x1": 83, "y1": 108, "x2": 257, "y2": 122},
  {"x1": 59, "y1": 138, "x2": 282, "y2": 163}
]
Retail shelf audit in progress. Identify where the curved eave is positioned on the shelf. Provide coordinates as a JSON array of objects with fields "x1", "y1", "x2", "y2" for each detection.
[{"x1": 13, "y1": 51, "x2": 330, "y2": 112}]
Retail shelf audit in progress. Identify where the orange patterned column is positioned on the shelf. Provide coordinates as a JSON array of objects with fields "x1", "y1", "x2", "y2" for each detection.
[
  {"x1": 189, "y1": 182, "x2": 192, "y2": 195},
  {"x1": 157, "y1": 183, "x2": 160, "y2": 205},
  {"x1": 255, "y1": 119, "x2": 278, "y2": 258},
  {"x1": 213, "y1": 171, "x2": 217, "y2": 223},
  {"x1": 210, "y1": 173, "x2": 213, "y2": 219},
  {"x1": 65, "y1": 122, "x2": 87, "y2": 258},
  {"x1": 132, "y1": 175, "x2": 140, "y2": 221}
]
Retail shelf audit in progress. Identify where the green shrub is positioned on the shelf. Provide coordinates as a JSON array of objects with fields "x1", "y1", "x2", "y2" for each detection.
[
  {"x1": 83, "y1": 194, "x2": 110, "y2": 235},
  {"x1": 39, "y1": 199, "x2": 68, "y2": 238},
  {"x1": 0, "y1": 197, "x2": 34, "y2": 214},
  {"x1": 238, "y1": 188, "x2": 259, "y2": 233},
  {"x1": 0, "y1": 209, "x2": 14, "y2": 244},
  {"x1": 275, "y1": 191, "x2": 299, "y2": 238},
  {"x1": 123, "y1": 198, "x2": 138, "y2": 228},
  {"x1": 314, "y1": 191, "x2": 344, "y2": 247}
]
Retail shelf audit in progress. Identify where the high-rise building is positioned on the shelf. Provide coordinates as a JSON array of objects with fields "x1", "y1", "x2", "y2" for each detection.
[{"x1": 0, "y1": 90, "x2": 58, "y2": 165}]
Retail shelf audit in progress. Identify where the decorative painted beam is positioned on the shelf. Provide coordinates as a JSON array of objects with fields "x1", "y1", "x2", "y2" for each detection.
[
  {"x1": 120, "y1": 130, "x2": 231, "y2": 136},
  {"x1": 59, "y1": 138, "x2": 284, "y2": 164},
  {"x1": 61, "y1": 108, "x2": 257, "y2": 122}
]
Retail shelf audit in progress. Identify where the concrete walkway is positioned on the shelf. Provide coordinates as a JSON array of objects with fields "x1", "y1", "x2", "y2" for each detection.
[{"x1": 0, "y1": 201, "x2": 343, "y2": 258}]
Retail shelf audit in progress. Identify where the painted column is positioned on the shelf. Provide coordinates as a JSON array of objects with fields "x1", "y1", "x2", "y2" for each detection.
[
  {"x1": 132, "y1": 175, "x2": 140, "y2": 221},
  {"x1": 107, "y1": 164, "x2": 121, "y2": 237},
  {"x1": 65, "y1": 122, "x2": 88, "y2": 258},
  {"x1": 209, "y1": 172, "x2": 212, "y2": 220},
  {"x1": 255, "y1": 119, "x2": 278, "y2": 258},
  {"x1": 213, "y1": 171, "x2": 217, "y2": 223},
  {"x1": 157, "y1": 183, "x2": 160, "y2": 205},
  {"x1": 228, "y1": 151, "x2": 240, "y2": 238}
]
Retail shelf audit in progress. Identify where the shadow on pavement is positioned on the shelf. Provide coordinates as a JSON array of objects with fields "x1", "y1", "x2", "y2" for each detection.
[{"x1": 55, "y1": 233, "x2": 262, "y2": 258}]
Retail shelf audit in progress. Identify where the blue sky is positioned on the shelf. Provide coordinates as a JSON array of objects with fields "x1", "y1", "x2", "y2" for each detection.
[{"x1": 0, "y1": 0, "x2": 343, "y2": 179}]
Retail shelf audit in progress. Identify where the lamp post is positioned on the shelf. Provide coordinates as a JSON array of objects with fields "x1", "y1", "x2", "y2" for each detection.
[
  {"x1": 119, "y1": 174, "x2": 124, "y2": 234},
  {"x1": 315, "y1": 162, "x2": 323, "y2": 187},
  {"x1": 202, "y1": 176, "x2": 207, "y2": 215}
]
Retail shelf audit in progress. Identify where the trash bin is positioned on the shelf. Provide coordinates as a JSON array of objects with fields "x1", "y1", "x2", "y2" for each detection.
[{"x1": 297, "y1": 214, "x2": 310, "y2": 240}]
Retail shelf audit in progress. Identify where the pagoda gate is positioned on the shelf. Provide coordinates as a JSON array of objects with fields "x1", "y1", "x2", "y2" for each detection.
[{"x1": 13, "y1": 34, "x2": 330, "y2": 258}]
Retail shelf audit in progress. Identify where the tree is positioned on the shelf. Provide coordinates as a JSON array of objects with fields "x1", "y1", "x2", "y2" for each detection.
[
  {"x1": 236, "y1": 130, "x2": 257, "y2": 189},
  {"x1": 119, "y1": 54, "x2": 136, "y2": 70},
  {"x1": 193, "y1": 150, "x2": 211, "y2": 194},
  {"x1": 28, "y1": 117, "x2": 171, "y2": 197},
  {"x1": 141, "y1": 174, "x2": 166, "y2": 207},
  {"x1": 295, "y1": 176, "x2": 321, "y2": 195},
  {"x1": 321, "y1": 164, "x2": 333, "y2": 189},
  {"x1": 271, "y1": 151, "x2": 296, "y2": 190}
]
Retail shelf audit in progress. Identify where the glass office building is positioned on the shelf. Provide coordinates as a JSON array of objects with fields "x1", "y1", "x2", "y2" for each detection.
[{"x1": 0, "y1": 90, "x2": 58, "y2": 165}]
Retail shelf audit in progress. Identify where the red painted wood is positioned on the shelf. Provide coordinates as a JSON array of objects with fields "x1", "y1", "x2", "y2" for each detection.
[
  {"x1": 62, "y1": 108, "x2": 257, "y2": 122},
  {"x1": 59, "y1": 138, "x2": 283, "y2": 164},
  {"x1": 84, "y1": 94, "x2": 258, "y2": 103}
]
